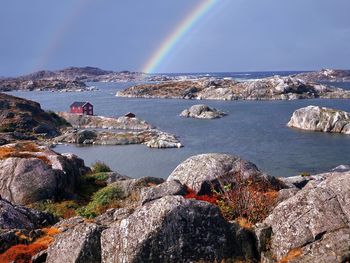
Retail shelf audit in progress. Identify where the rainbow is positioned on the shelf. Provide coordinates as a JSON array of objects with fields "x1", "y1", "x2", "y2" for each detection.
[{"x1": 142, "y1": 0, "x2": 219, "y2": 74}]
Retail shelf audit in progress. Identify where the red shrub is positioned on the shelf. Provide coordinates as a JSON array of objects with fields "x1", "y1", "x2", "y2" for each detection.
[{"x1": 184, "y1": 188, "x2": 218, "y2": 205}]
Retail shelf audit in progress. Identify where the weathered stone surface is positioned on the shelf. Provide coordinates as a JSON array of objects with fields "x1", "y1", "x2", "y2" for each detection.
[
  {"x1": 0, "y1": 198, "x2": 55, "y2": 230},
  {"x1": 101, "y1": 196, "x2": 246, "y2": 262},
  {"x1": 0, "y1": 144, "x2": 89, "y2": 205},
  {"x1": 111, "y1": 176, "x2": 165, "y2": 199},
  {"x1": 287, "y1": 105, "x2": 350, "y2": 134},
  {"x1": 46, "y1": 222, "x2": 104, "y2": 263},
  {"x1": 95, "y1": 208, "x2": 134, "y2": 226},
  {"x1": 167, "y1": 153, "x2": 279, "y2": 194},
  {"x1": 117, "y1": 76, "x2": 350, "y2": 100},
  {"x1": 180, "y1": 104, "x2": 226, "y2": 119},
  {"x1": 264, "y1": 171, "x2": 350, "y2": 261},
  {"x1": 288, "y1": 228, "x2": 350, "y2": 263},
  {"x1": 140, "y1": 180, "x2": 187, "y2": 205}
]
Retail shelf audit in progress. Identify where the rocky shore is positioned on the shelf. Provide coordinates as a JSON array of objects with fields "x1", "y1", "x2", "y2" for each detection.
[
  {"x1": 288, "y1": 105, "x2": 350, "y2": 134},
  {"x1": 180, "y1": 104, "x2": 226, "y2": 119},
  {"x1": 1, "y1": 148, "x2": 350, "y2": 262},
  {"x1": 117, "y1": 76, "x2": 350, "y2": 101}
]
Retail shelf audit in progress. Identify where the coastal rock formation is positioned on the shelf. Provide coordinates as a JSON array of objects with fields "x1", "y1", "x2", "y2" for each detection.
[
  {"x1": 287, "y1": 105, "x2": 350, "y2": 134},
  {"x1": 293, "y1": 69, "x2": 350, "y2": 82},
  {"x1": 167, "y1": 153, "x2": 280, "y2": 194},
  {"x1": 0, "y1": 198, "x2": 56, "y2": 230},
  {"x1": 58, "y1": 112, "x2": 153, "y2": 130},
  {"x1": 264, "y1": 170, "x2": 350, "y2": 261},
  {"x1": 54, "y1": 128, "x2": 183, "y2": 148},
  {"x1": 140, "y1": 180, "x2": 187, "y2": 205},
  {"x1": 117, "y1": 76, "x2": 350, "y2": 101},
  {"x1": 0, "y1": 93, "x2": 69, "y2": 137},
  {"x1": 101, "y1": 196, "x2": 250, "y2": 262},
  {"x1": 46, "y1": 222, "x2": 104, "y2": 263},
  {"x1": 180, "y1": 104, "x2": 226, "y2": 119},
  {"x1": 0, "y1": 143, "x2": 89, "y2": 205}
]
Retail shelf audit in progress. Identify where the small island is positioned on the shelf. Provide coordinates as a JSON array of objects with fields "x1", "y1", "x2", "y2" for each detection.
[
  {"x1": 287, "y1": 105, "x2": 350, "y2": 134},
  {"x1": 180, "y1": 104, "x2": 226, "y2": 119}
]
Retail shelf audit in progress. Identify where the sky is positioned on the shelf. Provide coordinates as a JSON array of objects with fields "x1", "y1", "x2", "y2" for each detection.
[{"x1": 0, "y1": 0, "x2": 349, "y2": 76}]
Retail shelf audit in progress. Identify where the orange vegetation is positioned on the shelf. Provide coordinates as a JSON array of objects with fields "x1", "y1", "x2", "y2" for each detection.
[
  {"x1": 0, "y1": 227, "x2": 60, "y2": 263},
  {"x1": 216, "y1": 169, "x2": 280, "y2": 224},
  {"x1": 184, "y1": 188, "x2": 218, "y2": 205},
  {"x1": 0, "y1": 143, "x2": 51, "y2": 165},
  {"x1": 236, "y1": 217, "x2": 254, "y2": 229},
  {"x1": 277, "y1": 248, "x2": 303, "y2": 263}
]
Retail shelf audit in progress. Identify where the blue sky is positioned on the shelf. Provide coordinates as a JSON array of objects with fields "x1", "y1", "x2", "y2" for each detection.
[{"x1": 0, "y1": 0, "x2": 349, "y2": 76}]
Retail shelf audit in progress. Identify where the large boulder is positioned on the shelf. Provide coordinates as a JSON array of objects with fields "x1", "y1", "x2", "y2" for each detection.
[
  {"x1": 0, "y1": 198, "x2": 55, "y2": 230},
  {"x1": 264, "y1": 171, "x2": 350, "y2": 261},
  {"x1": 46, "y1": 222, "x2": 104, "y2": 263},
  {"x1": 180, "y1": 104, "x2": 226, "y2": 119},
  {"x1": 0, "y1": 143, "x2": 89, "y2": 205},
  {"x1": 140, "y1": 180, "x2": 187, "y2": 205},
  {"x1": 167, "y1": 153, "x2": 278, "y2": 194},
  {"x1": 287, "y1": 105, "x2": 350, "y2": 134},
  {"x1": 101, "y1": 196, "x2": 253, "y2": 262}
]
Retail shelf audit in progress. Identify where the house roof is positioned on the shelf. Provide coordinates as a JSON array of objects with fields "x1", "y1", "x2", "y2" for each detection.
[{"x1": 70, "y1": 101, "x2": 92, "y2": 107}]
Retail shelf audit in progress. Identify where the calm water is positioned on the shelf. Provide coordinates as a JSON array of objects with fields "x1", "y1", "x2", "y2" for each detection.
[{"x1": 8, "y1": 73, "x2": 350, "y2": 179}]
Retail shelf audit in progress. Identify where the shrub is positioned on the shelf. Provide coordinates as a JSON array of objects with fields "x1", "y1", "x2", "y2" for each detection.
[
  {"x1": 31, "y1": 200, "x2": 79, "y2": 219},
  {"x1": 218, "y1": 172, "x2": 278, "y2": 224},
  {"x1": 77, "y1": 185, "x2": 124, "y2": 218},
  {"x1": 0, "y1": 227, "x2": 60, "y2": 263},
  {"x1": 300, "y1": 172, "x2": 310, "y2": 177},
  {"x1": 215, "y1": 161, "x2": 280, "y2": 224},
  {"x1": 91, "y1": 161, "x2": 112, "y2": 173},
  {"x1": 184, "y1": 188, "x2": 218, "y2": 205}
]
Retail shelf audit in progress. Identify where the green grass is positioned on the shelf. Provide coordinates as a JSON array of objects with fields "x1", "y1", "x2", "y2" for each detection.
[
  {"x1": 91, "y1": 161, "x2": 112, "y2": 173},
  {"x1": 77, "y1": 184, "x2": 124, "y2": 218}
]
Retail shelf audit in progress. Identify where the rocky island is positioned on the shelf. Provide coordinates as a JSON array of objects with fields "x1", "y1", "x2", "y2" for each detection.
[
  {"x1": 288, "y1": 105, "x2": 350, "y2": 134},
  {"x1": 293, "y1": 69, "x2": 350, "y2": 82},
  {"x1": 117, "y1": 75, "x2": 350, "y2": 101},
  {"x1": 180, "y1": 104, "x2": 226, "y2": 119}
]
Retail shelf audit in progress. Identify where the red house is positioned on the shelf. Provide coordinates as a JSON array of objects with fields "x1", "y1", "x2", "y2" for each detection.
[{"x1": 70, "y1": 101, "x2": 93, "y2": 115}]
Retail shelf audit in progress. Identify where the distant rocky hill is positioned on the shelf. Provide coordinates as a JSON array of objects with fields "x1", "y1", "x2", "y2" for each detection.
[
  {"x1": 0, "y1": 93, "x2": 69, "y2": 137},
  {"x1": 0, "y1": 67, "x2": 146, "y2": 91},
  {"x1": 293, "y1": 69, "x2": 350, "y2": 82}
]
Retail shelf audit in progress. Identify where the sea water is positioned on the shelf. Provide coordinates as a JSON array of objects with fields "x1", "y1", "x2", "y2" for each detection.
[{"x1": 8, "y1": 72, "x2": 350, "y2": 179}]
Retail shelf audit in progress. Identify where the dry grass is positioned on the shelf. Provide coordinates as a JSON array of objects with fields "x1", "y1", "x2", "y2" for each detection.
[
  {"x1": 236, "y1": 217, "x2": 254, "y2": 230},
  {"x1": 0, "y1": 227, "x2": 60, "y2": 263},
  {"x1": 277, "y1": 248, "x2": 303, "y2": 263},
  {"x1": 0, "y1": 142, "x2": 51, "y2": 165}
]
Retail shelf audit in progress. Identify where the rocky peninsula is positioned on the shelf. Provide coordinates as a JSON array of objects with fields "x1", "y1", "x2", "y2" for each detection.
[
  {"x1": 1, "y1": 148, "x2": 350, "y2": 262},
  {"x1": 180, "y1": 104, "x2": 226, "y2": 119},
  {"x1": 117, "y1": 75, "x2": 350, "y2": 101},
  {"x1": 55, "y1": 112, "x2": 182, "y2": 148},
  {"x1": 288, "y1": 105, "x2": 350, "y2": 134}
]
